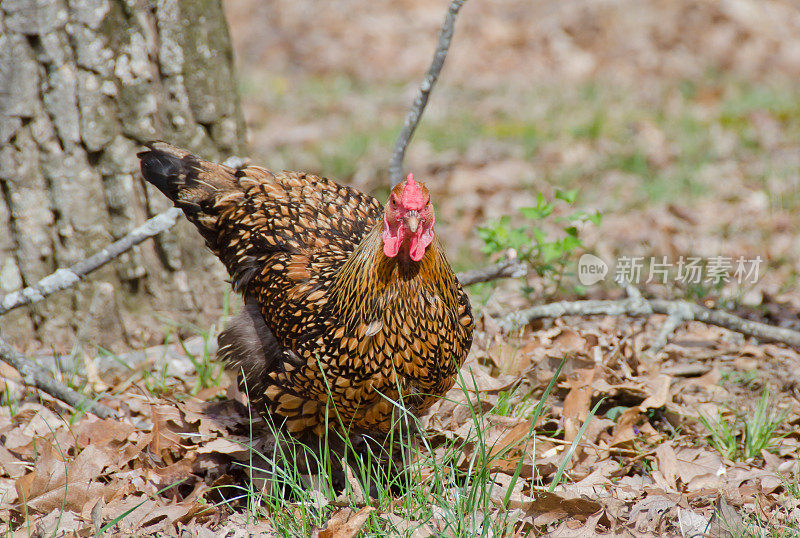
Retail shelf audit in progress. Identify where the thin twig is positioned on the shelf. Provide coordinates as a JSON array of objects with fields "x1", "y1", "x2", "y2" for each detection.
[
  {"x1": 617, "y1": 278, "x2": 688, "y2": 351},
  {"x1": 615, "y1": 277, "x2": 643, "y2": 302},
  {"x1": 0, "y1": 336, "x2": 116, "y2": 418},
  {"x1": 650, "y1": 301, "x2": 695, "y2": 352},
  {"x1": 0, "y1": 208, "x2": 182, "y2": 315},
  {"x1": 501, "y1": 297, "x2": 800, "y2": 349},
  {"x1": 388, "y1": 0, "x2": 467, "y2": 184},
  {"x1": 457, "y1": 259, "x2": 527, "y2": 286}
]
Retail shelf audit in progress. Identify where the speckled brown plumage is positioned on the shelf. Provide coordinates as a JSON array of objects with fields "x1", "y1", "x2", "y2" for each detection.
[{"x1": 138, "y1": 142, "x2": 473, "y2": 436}]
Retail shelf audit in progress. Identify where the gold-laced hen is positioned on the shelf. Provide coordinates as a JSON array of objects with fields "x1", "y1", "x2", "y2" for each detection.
[{"x1": 138, "y1": 142, "x2": 473, "y2": 437}]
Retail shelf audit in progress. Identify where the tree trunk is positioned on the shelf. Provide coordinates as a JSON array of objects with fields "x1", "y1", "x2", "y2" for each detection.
[{"x1": 0, "y1": 0, "x2": 245, "y2": 351}]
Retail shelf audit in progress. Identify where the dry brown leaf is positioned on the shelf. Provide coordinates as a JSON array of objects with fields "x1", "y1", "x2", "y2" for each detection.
[
  {"x1": 179, "y1": 398, "x2": 247, "y2": 439},
  {"x1": 613, "y1": 474, "x2": 654, "y2": 502},
  {"x1": 590, "y1": 378, "x2": 649, "y2": 402},
  {"x1": 75, "y1": 418, "x2": 135, "y2": 448},
  {"x1": 338, "y1": 461, "x2": 367, "y2": 506},
  {"x1": 638, "y1": 374, "x2": 672, "y2": 411},
  {"x1": 139, "y1": 502, "x2": 215, "y2": 529},
  {"x1": 708, "y1": 495, "x2": 746, "y2": 537},
  {"x1": 629, "y1": 494, "x2": 677, "y2": 530},
  {"x1": 146, "y1": 456, "x2": 196, "y2": 487},
  {"x1": 196, "y1": 437, "x2": 251, "y2": 458},
  {"x1": 580, "y1": 416, "x2": 615, "y2": 448},
  {"x1": 318, "y1": 507, "x2": 376, "y2": 538},
  {"x1": 419, "y1": 385, "x2": 472, "y2": 431},
  {"x1": 489, "y1": 472, "x2": 530, "y2": 507},
  {"x1": 122, "y1": 394, "x2": 156, "y2": 415},
  {"x1": 90, "y1": 497, "x2": 104, "y2": 533},
  {"x1": 451, "y1": 397, "x2": 494, "y2": 435},
  {"x1": 215, "y1": 513, "x2": 277, "y2": 536},
  {"x1": 677, "y1": 508, "x2": 709, "y2": 537},
  {"x1": 150, "y1": 404, "x2": 186, "y2": 456},
  {"x1": 760, "y1": 449, "x2": 782, "y2": 471},
  {"x1": 102, "y1": 496, "x2": 161, "y2": 533},
  {"x1": 0, "y1": 444, "x2": 27, "y2": 479},
  {"x1": 16, "y1": 443, "x2": 115, "y2": 513},
  {"x1": 655, "y1": 442, "x2": 679, "y2": 492},
  {"x1": 32, "y1": 508, "x2": 85, "y2": 536},
  {"x1": 460, "y1": 364, "x2": 519, "y2": 393},
  {"x1": 0, "y1": 477, "x2": 19, "y2": 506},
  {"x1": 487, "y1": 419, "x2": 534, "y2": 475},
  {"x1": 676, "y1": 367, "x2": 727, "y2": 399},
  {"x1": 610, "y1": 408, "x2": 641, "y2": 447},
  {"x1": 110, "y1": 431, "x2": 154, "y2": 473},
  {"x1": 724, "y1": 467, "x2": 783, "y2": 496},
  {"x1": 515, "y1": 489, "x2": 602, "y2": 519},
  {"x1": 18, "y1": 404, "x2": 64, "y2": 438},
  {"x1": 488, "y1": 334, "x2": 531, "y2": 375},
  {"x1": 193, "y1": 384, "x2": 228, "y2": 401},
  {"x1": 0, "y1": 360, "x2": 21, "y2": 383},
  {"x1": 546, "y1": 511, "x2": 608, "y2": 537},
  {"x1": 532, "y1": 445, "x2": 561, "y2": 480},
  {"x1": 565, "y1": 459, "x2": 620, "y2": 497},
  {"x1": 673, "y1": 447, "x2": 724, "y2": 491},
  {"x1": 382, "y1": 513, "x2": 435, "y2": 538},
  {"x1": 563, "y1": 368, "x2": 596, "y2": 443},
  {"x1": 551, "y1": 328, "x2": 587, "y2": 355}
]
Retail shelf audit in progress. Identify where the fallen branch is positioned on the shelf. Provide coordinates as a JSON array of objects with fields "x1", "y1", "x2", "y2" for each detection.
[
  {"x1": 457, "y1": 259, "x2": 527, "y2": 286},
  {"x1": 501, "y1": 296, "x2": 800, "y2": 349},
  {"x1": 0, "y1": 336, "x2": 116, "y2": 418},
  {"x1": 650, "y1": 301, "x2": 695, "y2": 352},
  {"x1": 0, "y1": 208, "x2": 182, "y2": 315},
  {"x1": 388, "y1": 0, "x2": 467, "y2": 184}
]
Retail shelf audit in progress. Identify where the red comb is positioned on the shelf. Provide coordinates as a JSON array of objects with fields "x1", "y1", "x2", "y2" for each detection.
[{"x1": 401, "y1": 173, "x2": 427, "y2": 210}]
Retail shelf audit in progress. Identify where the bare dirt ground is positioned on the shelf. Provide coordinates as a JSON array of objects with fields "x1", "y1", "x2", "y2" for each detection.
[{"x1": 3, "y1": 0, "x2": 800, "y2": 535}]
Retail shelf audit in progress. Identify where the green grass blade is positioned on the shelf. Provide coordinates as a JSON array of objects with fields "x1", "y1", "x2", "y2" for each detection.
[
  {"x1": 94, "y1": 478, "x2": 187, "y2": 536},
  {"x1": 502, "y1": 356, "x2": 566, "y2": 507},
  {"x1": 548, "y1": 398, "x2": 603, "y2": 492}
]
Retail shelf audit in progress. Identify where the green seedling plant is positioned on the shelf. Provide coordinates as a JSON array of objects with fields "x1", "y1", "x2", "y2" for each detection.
[
  {"x1": 492, "y1": 385, "x2": 552, "y2": 420},
  {"x1": 153, "y1": 312, "x2": 226, "y2": 395},
  {"x1": 179, "y1": 325, "x2": 224, "y2": 394},
  {"x1": 698, "y1": 388, "x2": 786, "y2": 461},
  {"x1": 743, "y1": 388, "x2": 786, "y2": 460},
  {"x1": 141, "y1": 362, "x2": 172, "y2": 397},
  {"x1": 478, "y1": 189, "x2": 601, "y2": 298}
]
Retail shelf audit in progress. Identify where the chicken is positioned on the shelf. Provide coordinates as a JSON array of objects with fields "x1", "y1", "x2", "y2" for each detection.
[{"x1": 138, "y1": 142, "x2": 473, "y2": 438}]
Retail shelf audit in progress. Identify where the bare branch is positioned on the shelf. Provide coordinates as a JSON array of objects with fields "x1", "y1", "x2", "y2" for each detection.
[
  {"x1": 616, "y1": 277, "x2": 644, "y2": 302},
  {"x1": 650, "y1": 302, "x2": 695, "y2": 352},
  {"x1": 0, "y1": 336, "x2": 116, "y2": 418},
  {"x1": 501, "y1": 297, "x2": 800, "y2": 349},
  {"x1": 388, "y1": 0, "x2": 467, "y2": 184},
  {"x1": 0, "y1": 208, "x2": 182, "y2": 315},
  {"x1": 457, "y1": 260, "x2": 527, "y2": 286}
]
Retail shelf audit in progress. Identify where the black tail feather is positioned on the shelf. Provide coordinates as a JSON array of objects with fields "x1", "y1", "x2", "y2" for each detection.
[{"x1": 137, "y1": 142, "x2": 197, "y2": 198}]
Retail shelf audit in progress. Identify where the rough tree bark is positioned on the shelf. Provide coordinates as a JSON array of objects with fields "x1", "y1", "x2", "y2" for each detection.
[{"x1": 0, "y1": 0, "x2": 245, "y2": 350}]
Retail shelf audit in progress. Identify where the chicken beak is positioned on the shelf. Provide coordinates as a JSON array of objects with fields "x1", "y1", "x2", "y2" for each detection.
[{"x1": 404, "y1": 211, "x2": 420, "y2": 233}]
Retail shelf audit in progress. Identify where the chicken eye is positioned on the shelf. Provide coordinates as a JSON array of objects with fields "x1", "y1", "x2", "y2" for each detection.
[{"x1": 391, "y1": 198, "x2": 397, "y2": 207}]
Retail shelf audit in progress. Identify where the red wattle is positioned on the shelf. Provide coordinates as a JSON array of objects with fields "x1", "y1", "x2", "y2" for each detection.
[
  {"x1": 382, "y1": 216, "x2": 403, "y2": 258},
  {"x1": 383, "y1": 235, "x2": 400, "y2": 257},
  {"x1": 409, "y1": 226, "x2": 434, "y2": 261}
]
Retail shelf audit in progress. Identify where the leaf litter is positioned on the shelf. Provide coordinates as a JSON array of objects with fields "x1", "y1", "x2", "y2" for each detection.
[{"x1": 1, "y1": 314, "x2": 798, "y2": 536}]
